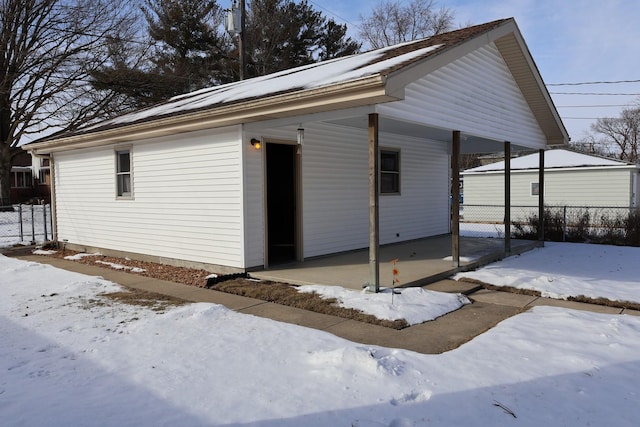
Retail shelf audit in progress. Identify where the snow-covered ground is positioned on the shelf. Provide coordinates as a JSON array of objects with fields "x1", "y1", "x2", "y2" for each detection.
[
  {"x1": 1, "y1": 243, "x2": 640, "y2": 426},
  {"x1": 299, "y1": 285, "x2": 470, "y2": 325},
  {"x1": 455, "y1": 242, "x2": 640, "y2": 304}
]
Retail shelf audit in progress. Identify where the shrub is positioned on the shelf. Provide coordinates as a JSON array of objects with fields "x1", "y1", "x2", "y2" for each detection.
[{"x1": 513, "y1": 206, "x2": 640, "y2": 246}]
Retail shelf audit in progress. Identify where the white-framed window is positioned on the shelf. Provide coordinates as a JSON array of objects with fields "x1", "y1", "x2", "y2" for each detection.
[
  {"x1": 531, "y1": 182, "x2": 540, "y2": 196},
  {"x1": 38, "y1": 158, "x2": 50, "y2": 185},
  {"x1": 116, "y1": 149, "x2": 132, "y2": 198},
  {"x1": 380, "y1": 148, "x2": 400, "y2": 194},
  {"x1": 38, "y1": 168, "x2": 50, "y2": 185}
]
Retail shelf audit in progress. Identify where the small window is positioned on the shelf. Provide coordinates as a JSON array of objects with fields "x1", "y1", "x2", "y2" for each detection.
[
  {"x1": 380, "y1": 149, "x2": 400, "y2": 194},
  {"x1": 38, "y1": 168, "x2": 51, "y2": 186},
  {"x1": 116, "y1": 149, "x2": 132, "y2": 198},
  {"x1": 12, "y1": 171, "x2": 32, "y2": 188},
  {"x1": 531, "y1": 182, "x2": 539, "y2": 196}
]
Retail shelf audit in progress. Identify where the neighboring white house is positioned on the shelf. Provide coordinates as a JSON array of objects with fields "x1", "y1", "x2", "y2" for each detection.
[
  {"x1": 462, "y1": 149, "x2": 640, "y2": 222},
  {"x1": 24, "y1": 19, "x2": 568, "y2": 276}
]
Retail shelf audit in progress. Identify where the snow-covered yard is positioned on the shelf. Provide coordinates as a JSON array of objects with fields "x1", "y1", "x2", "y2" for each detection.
[
  {"x1": 1, "y1": 243, "x2": 640, "y2": 426},
  {"x1": 455, "y1": 242, "x2": 640, "y2": 304}
]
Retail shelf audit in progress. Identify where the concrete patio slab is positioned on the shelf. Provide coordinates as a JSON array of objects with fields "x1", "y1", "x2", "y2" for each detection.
[{"x1": 253, "y1": 236, "x2": 538, "y2": 290}]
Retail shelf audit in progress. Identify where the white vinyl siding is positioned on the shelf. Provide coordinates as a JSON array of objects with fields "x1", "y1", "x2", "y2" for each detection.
[
  {"x1": 462, "y1": 167, "x2": 636, "y2": 222},
  {"x1": 253, "y1": 121, "x2": 450, "y2": 260},
  {"x1": 243, "y1": 129, "x2": 265, "y2": 268},
  {"x1": 378, "y1": 43, "x2": 546, "y2": 150},
  {"x1": 54, "y1": 127, "x2": 245, "y2": 268}
]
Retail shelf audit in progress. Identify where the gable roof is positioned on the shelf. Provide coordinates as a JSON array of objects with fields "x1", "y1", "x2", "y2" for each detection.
[
  {"x1": 464, "y1": 149, "x2": 634, "y2": 174},
  {"x1": 26, "y1": 18, "x2": 568, "y2": 153}
]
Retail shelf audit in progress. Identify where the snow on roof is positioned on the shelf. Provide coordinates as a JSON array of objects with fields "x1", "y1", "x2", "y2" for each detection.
[
  {"x1": 92, "y1": 43, "x2": 443, "y2": 131},
  {"x1": 66, "y1": 19, "x2": 508, "y2": 136},
  {"x1": 464, "y1": 149, "x2": 631, "y2": 173}
]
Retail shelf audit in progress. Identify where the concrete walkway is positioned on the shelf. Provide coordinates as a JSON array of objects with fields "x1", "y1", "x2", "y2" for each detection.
[{"x1": 7, "y1": 252, "x2": 640, "y2": 355}]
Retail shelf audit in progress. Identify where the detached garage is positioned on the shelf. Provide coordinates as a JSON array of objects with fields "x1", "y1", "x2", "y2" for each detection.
[
  {"x1": 25, "y1": 19, "x2": 568, "y2": 288},
  {"x1": 462, "y1": 149, "x2": 640, "y2": 222}
]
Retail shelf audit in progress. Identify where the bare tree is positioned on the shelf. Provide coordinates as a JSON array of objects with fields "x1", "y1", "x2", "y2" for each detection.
[
  {"x1": 590, "y1": 106, "x2": 640, "y2": 163},
  {"x1": 358, "y1": 0, "x2": 455, "y2": 49},
  {"x1": 570, "y1": 134, "x2": 614, "y2": 158},
  {"x1": 0, "y1": 0, "x2": 137, "y2": 205}
]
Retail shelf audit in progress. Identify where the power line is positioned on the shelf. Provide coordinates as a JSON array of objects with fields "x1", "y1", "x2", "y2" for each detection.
[
  {"x1": 548, "y1": 79, "x2": 640, "y2": 86},
  {"x1": 306, "y1": 1, "x2": 359, "y2": 28},
  {"x1": 550, "y1": 92, "x2": 640, "y2": 96},
  {"x1": 562, "y1": 117, "x2": 612, "y2": 120},
  {"x1": 556, "y1": 104, "x2": 634, "y2": 108}
]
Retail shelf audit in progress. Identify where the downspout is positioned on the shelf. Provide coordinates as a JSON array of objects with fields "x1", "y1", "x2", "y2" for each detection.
[
  {"x1": 631, "y1": 169, "x2": 638, "y2": 208},
  {"x1": 29, "y1": 151, "x2": 56, "y2": 243}
]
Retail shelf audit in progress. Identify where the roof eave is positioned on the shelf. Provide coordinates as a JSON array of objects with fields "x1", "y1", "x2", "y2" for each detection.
[{"x1": 26, "y1": 75, "x2": 392, "y2": 154}]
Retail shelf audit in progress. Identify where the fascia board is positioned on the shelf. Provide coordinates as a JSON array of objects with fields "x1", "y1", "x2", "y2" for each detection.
[{"x1": 25, "y1": 75, "x2": 392, "y2": 154}]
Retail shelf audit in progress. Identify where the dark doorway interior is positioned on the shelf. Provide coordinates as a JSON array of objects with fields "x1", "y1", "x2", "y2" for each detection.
[{"x1": 266, "y1": 143, "x2": 297, "y2": 265}]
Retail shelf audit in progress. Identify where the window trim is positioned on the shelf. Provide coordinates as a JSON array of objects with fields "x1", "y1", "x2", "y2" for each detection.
[
  {"x1": 115, "y1": 147, "x2": 133, "y2": 199},
  {"x1": 530, "y1": 182, "x2": 543, "y2": 197},
  {"x1": 380, "y1": 147, "x2": 401, "y2": 195}
]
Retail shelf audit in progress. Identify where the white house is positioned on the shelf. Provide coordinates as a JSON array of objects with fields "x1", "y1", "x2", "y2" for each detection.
[
  {"x1": 462, "y1": 149, "x2": 640, "y2": 222},
  {"x1": 24, "y1": 19, "x2": 568, "y2": 283}
]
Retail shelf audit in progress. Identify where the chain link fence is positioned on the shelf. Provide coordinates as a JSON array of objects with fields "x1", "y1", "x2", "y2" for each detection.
[
  {"x1": 460, "y1": 204, "x2": 640, "y2": 246},
  {"x1": 0, "y1": 204, "x2": 53, "y2": 248}
]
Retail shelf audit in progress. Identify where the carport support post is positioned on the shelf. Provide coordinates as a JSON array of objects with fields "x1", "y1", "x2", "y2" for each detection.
[
  {"x1": 451, "y1": 131, "x2": 461, "y2": 267},
  {"x1": 538, "y1": 149, "x2": 545, "y2": 244},
  {"x1": 368, "y1": 113, "x2": 380, "y2": 292},
  {"x1": 504, "y1": 141, "x2": 511, "y2": 256}
]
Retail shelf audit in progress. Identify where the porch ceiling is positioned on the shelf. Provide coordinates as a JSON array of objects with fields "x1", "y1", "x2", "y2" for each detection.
[{"x1": 325, "y1": 115, "x2": 533, "y2": 154}]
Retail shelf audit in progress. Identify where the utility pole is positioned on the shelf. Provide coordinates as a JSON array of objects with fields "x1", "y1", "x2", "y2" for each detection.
[{"x1": 226, "y1": 0, "x2": 246, "y2": 80}]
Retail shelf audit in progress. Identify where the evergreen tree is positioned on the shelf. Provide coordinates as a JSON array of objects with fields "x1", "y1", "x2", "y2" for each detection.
[
  {"x1": 92, "y1": 0, "x2": 232, "y2": 107},
  {"x1": 92, "y1": 0, "x2": 360, "y2": 108},
  {"x1": 242, "y1": 0, "x2": 360, "y2": 78}
]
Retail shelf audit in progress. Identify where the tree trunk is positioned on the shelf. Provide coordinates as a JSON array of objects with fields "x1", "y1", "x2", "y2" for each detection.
[{"x1": 0, "y1": 143, "x2": 12, "y2": 206}]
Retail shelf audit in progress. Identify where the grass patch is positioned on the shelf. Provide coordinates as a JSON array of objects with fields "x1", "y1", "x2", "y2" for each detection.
[
  {"x1": 214, "y1": 279, "x2": 410, "y2": 330},
  {"x1": 99, "y1": 287, "x2": 187, "y2": 312}
]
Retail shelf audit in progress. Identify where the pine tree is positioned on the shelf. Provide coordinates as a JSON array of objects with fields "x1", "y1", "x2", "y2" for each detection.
[
  {"x1": 91, "y1": 0, "x2": 360, "y2": 108},
  {"x1": 91, "y1": 0, "x2": 232, "y2": 108},
  {"x1": 243, "y1": 0, "x2": 360, "y2": 78}
]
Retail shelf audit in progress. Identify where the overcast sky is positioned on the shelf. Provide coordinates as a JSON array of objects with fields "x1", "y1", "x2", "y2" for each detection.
[{"x1": 307, "y1": 0, "x2": 640, "y2": 143}]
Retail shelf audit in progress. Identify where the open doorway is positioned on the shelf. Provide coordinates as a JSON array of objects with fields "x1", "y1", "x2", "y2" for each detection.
[{"x1": 266, "y1": 142, "x2": 300, "y2": 265}]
